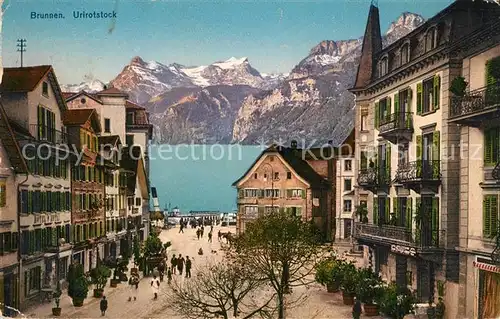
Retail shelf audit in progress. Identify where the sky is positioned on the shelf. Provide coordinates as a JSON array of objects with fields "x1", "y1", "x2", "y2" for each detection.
[{"x1": 2, "y1": 0, "x2": 453, "y2": 85}]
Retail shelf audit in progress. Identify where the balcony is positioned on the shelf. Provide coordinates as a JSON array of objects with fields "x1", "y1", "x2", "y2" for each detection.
[
  {"x1": 395, "y1": 160, "x2": 441, "y2": 193},
  {"x1": 354, "y1": 222, "x2": 445, "y2": 262},
  {"x1": 29, "y1": 124, "x2": 69, "y2": 144},
  {"x1": 379, "y1": 112, "x2": 414, "y2": 144},
  {"x1": 449, "y1": 84, "x2": 500, "y2": 127},
  {"x1": 357, "y1": 167, "x2": 390, "y2": 193}
]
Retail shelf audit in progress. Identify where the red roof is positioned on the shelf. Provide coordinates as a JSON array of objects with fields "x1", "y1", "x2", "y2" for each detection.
[
  {"x1": 62, "y1": 92, "x2": 76, "y2": 99},
  {"x1": 125, "y1": 100, "x2": 145, "y2": 110},
  {"x1": 0, "y1": 66, "x2": 52, "y2": 92},
  {"x1": 96, "y1": 87, "x2": 128, "y2": 97}
]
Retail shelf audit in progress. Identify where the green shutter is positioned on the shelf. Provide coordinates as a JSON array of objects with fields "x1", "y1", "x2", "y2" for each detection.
[
  {"x1": 432, "y1": 197, "x2": 439, "y2": 244},
  {"x1": 393, "y1": 197, "x2": 399, "y2": 225},
  {"x1": 483, "y1": 195, "x2": 498, "y2": 238},
  {"x1": 387, "y1": 96, "x2": 392, "y2": 118},
  {"x1": 385, "y1": 198, "x2": 390, "y2": 225},
  {"x1": 407, "y1": 87, "x2": 413, "y2": 112},
  {"x1": 432, "y1": 131, "x2": 441, "y2": 178},
  {"x1": 373, "y1": 198, "x2": 378, "y2": 225},
  {"x1": 416, "y1": 82, "x2": 423, "y2": 115},
  {"x1": 415, "y1": 197, "x2": 422, "y2": 229},
  {"x1": 386, "y1": 145, "x2": 391, "y2": 182},
  {"x1": 485, "y1": 59, "x2": 497, "y2": 86},
  {"x1": 416, "y1": 135, "x2": 423, "y2": 177},
  {"x1": 433, "y1": 75, "x2": 441, "y2": 110},
  {"x1": 484, "y1": 128, "x2": 494, "y2": 166},
  {"x1": 406, "y1": 197, "x2": 413, "y2": 230},
  {"x1": 375, "y1": 101, "x2": 380, "y2": 129},
  {"x1": 37, "y1": 106, "x2": 43, "y2": 138},
  {"x1": 394, "y1": 93, "x2": 400, "y2": 114},
  {"x1": 301, "y1": 190, "x2": 306, "y2": 199}
]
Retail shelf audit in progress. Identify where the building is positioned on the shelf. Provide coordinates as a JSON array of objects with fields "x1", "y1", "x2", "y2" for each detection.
[
  {"x1": 0, "y1": 103, "x2": 24, "y2": 315},
  {"x1": 447, "y1": 19, "x2": 500, "y2": 318},
  {"x1": 336, "y1": 145, "x2": 356, "y2": 240},
  {"x1": 349, "y1": 1, "x2": 500, "y2": 316},
  {"x1": 63, "y1": 108, "x2": 106, "y2": 272},
  {"x1": 233, "y1": 133, "x2": 354, "y2": 241},
  {"x1": 0, "y1": 66, "x2": 73, "y2": 310}
]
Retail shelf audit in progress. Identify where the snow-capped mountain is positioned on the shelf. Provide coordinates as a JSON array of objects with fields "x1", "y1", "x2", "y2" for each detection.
[
  {"x1": 385, "y1": 12, "x2": 426, "y2": 45},
  {"x1": 108, "y1": 56, "x2": 283, "y2": 104},
  {"x1": 60, "y1": 79, "x2": 106, "y2": 93}
]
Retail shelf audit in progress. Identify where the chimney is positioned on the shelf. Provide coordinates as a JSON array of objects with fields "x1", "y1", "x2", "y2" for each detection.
[
  {"x1": 291, "y1": 140, "x2": 298, "y2": 149},
  {"x1": 353, "y1": 2, "x2": 382, "y2": 89}
]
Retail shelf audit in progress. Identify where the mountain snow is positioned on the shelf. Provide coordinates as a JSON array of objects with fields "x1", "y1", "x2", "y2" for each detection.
[
  {"x1": 212, "y1": 57, "x2": 249, "y2": 69},
  {"x1": 60, "y1": 79, "x2": 106, "y2": 93}
]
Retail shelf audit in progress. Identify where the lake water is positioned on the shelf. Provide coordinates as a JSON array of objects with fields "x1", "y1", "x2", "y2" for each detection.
[{"x1": 149, "y1": 144, "x2": 263, "y2": 212}]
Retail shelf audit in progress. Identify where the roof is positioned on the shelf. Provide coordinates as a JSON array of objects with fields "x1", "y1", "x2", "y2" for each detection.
[
  {"x1": 64, "y1": 90, "x2": 103, "y2": 104},
  {"x1": 62, "y1": 92, "x2": 76, "y2": 99},
  {"x1": 125, "y1": 100, "x2": 145, "y2": 110},
  {"x1": 96, "y1": 87, "x2": 129, "y2": 97},
  {"x1": 0, "y1": 65, "x2": 52, "y2": 92},
  {"x1": 232, "y1": 145, "x2": 330, "y2": 189},
  {"x1": 63, "y1": 109, "x2": 102, "y2": 132}
]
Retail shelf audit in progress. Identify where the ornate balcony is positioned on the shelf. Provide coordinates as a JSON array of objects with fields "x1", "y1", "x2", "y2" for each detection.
[
  {"x1": 357, "y1": 167, "x2": 390, "y2": 193},
  {"x1": 379, "y1": 112, "x2": 414, "y2": 144},
  {"x1": 449, "y1": 84, "x2": 500, "y2": 127},
  {"x1": 395, "y1": 160, "x2": 441, "y2": 193},
  {"x1": 29, "y1": 124, "x2": 69, "y2": 144}
]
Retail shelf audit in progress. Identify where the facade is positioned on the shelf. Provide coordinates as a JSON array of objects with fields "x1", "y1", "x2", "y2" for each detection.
[
  {"x1": 447, "y1": 20, "x2": 500, "y2": 318},
  {"x1": 336, "y1": 154, "x2": 356, "y2": 240},
  {"x1": 63, "y1": 109, "x2": 106, "y2": 273},
  {"x1": 350, "y1": 1, "x2": 500, "y2": 317},
  {"x1": 1, "y1": 66, "x2": 73, "y2": 310}
]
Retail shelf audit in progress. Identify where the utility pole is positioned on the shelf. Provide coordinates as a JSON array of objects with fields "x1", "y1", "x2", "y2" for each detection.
[{"x1": 17, "y1": 39, "x2": 26, "y2": 67}]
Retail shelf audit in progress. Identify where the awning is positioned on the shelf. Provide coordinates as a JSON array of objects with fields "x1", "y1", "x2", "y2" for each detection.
[{"x1": 473, "y1": 261, "x2": 500, "y2": 274}]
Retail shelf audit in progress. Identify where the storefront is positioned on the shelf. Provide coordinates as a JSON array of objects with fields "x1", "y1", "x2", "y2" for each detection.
[
  {"x1": 474, "y1": 257, "x2": 500, "y2": 319},
  {"x1": 0, "y1": 265, "x2": 19, "y2": 316}
]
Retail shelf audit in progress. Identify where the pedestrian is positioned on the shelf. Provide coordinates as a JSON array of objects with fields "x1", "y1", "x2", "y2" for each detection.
[
  {"x1": 210, "y1": 225, "x2": 213, "y2": 232},
  {"x1": 179, "y1": 222, "x2": 184, "y2": 233},
  {"x1": 352, "y1": 297, "x2": 362, "y2": 319},
  {"x1": 171, "y1": 254, "x2": 177, "y2": 274},
  {"x1": 218, "y1": 230, "x2": 222, "y2": 241},
  {"x1": 128, "y1": 275, "x2": 139, "y2": 301},
  {"x1": 151, "y1": 275, "x2": 160, "y2": 300},
  {"x1": 158, "y1": 261, "x2": 165, "y2": 282},
  {"x1": 208, "y1": 231, "x2": 212, "y2": 243},
  {"x1": 177, "y1": 254, "x2": 185, "y2": 275},
  {"x1": 196, "y1": 228, "x2": 201, "y2": 240},
  {"x1": 185, "y1": 256, "x2": 192, "y2": 278},
  {"x1": 167, "y1": 267, "x2": 172, "y2": 284},
  {"x1": 100, "y1": 296, "x2": 108, "y2": 316},
  {"x1": 201, "y1": 226, "x2": 204, "y2": 238}
]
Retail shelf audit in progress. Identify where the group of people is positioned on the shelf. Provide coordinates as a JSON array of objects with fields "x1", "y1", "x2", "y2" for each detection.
[
  {"x1": 169, "y1": 254, "x2": 192, "y2": 278},
  {"x1": 196, "y1": 225, "x2": 214, "y2": 242}
]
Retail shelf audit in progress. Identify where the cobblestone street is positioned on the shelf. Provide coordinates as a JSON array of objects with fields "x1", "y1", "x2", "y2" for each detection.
[{"x1": 24, "y1": 225, "x2": 380, "y2": 319}]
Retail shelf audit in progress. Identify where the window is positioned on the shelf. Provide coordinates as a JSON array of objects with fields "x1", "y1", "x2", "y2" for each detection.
[
  {"x1": 126, "y1": 112, "x2": 134, "y2": 125},
  {"x1": 286, "y1": 189, "x2": 304, "y2": 198},
  {"x1": 401, "y1": 43, "x2": 410, "y2": 65},
  {"x1": 361, "y1": 114, "x2": 367, "y2": 131},
  {"x1": 244, "y1": 189, "x2": 259, "y2": 198},
  {"x1": 254, "y1": 173, "x2": 258, "y2": 179},
  {"x1": 483, "y1": 195, "x2": 498, "y2": 238},
  {"x1": 425, "y1": 27, "x2": 437, "y2": 52},
  {"x1": 269, "y1": 156, "x2": 274, "y2": 162},
  {"x1": 343, "y1": 200, "x2": 352, "y2": 212},
  {"x1": 379, "y1": 56, "x2": 388, "y2": 77},
  {"x1": 286, "y1": 172, "x2": 292, "y2": 179},
  {"x1": 376, "y1": 97, "x2": 390, "y2": 125},
  {"x1": 0, "y1": 179, "x2": 6, "y2": 207},
  {"x1": 399, "y1": 143, "x2": 409, "y2": 166},
  {"x1": 58, "y1": 257, "x2": 68, "y2": 280},
  {"x1": 128, "y1": 197, "x2": 134, "y2": 207},
  {"x1": 244, "y1": 206, "x2": 258, "y2": 218},
  {"x1": 265, "y1": 206, "x2": 279, "y2": 214},
  {"x1": 287, "y1": 206, "x2": 302, "y2": 217},
  {"x1": 360, "y1": 151, "x2": 368, "y2": 170},
  {"x1": 135, "y1": 197, "x2": 141, "y2": 206},
  {"x1": 80, "y1": 98, "x2": 86, "y2": 104},
  {"x1": 274, "y1": 172, "x2": 279, "y2": 180},
  {"x1": 344, "y1": 179, "x2": 352, "y2": 192},
  {"x1": 42, "y1": 82, "x2": 49, "y2": 96},
  {"x1": 399, "y1": 89, "x2": 410, "y2": 114},
  {"x1": 126, "y1": 135, "x2": 134, "y2": 146},
  {"x1": 344, "y1": 160, "x2": 352, "y2": 171},
  {"x1": 484, "y1": 127, "x2": 500, "y2": 166},
  {"x1": 265, "y1": 189, "x2": 280, "y2": 198},
  {"x1": 27, "y1": 266, "x2": 41, "y2": 294},
  {"x1": 422, "y1": 78, "x2": 434, "y2": 113},
  {"x1": 104, "y1": 118, "x2": 111, "y2": 133},
  {"x1": 423, "y1": 132, "x2": 434, "y2": 162},
  {"x1": 37, "y1": 106, "x2": 56, "y2": 142}
]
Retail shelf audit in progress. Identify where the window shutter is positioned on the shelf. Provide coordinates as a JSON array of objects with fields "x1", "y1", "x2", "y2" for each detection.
[
  {"x1": 385, "y1": 198, "x2": 390, "y2": 224},
  {"x1": 483, "y1": 196, "x2": 492, "y2": 237},
  {"x1": 407, "y1": 87, "x2": 413, "y2": 112},
  {"x1": 432, "y1": 131, "x2": 441, "y2": 178},
  {"x1": 301, "y1": 190, "x2": 307, "y2": 199},
  {"x1": 492, "y1": 196, "x2": 498, "y2": 238},
  {"x1": 484, "y1": 129, "x2": 494, "y2": 166},
  {"x1": 433, "y1": 75, "x2": 440, "y2": 110},
  {"x1": 416, "y1": 135, "x2": 423, "y2": 176},
  {"x1": 375, "y1": 101, "x2": 380, "y2": 129},
  {"x1": 415, "y1": 197, "x2": 422, "y2": 229},
  {"x1": 432, "y1": 197, "x2": 439, "y2": 245},
  {"x1": 416, "y1": 82, "x2": 423, "y2": 115},
  {"x1": 394, "y1": 93, "x2": 400, "y2": 115},
  {"x1": 385, "y1": 145, "x2": 391, "y2": 182},
  {"x1": 286, "y1": 189, "x2": 292, "y2": 198},
  {"x1": 38, "y1": 106, "x2": 43, "y2": 138},
  {"x1": 406, "y1": 197, "x2": 413, "y2": 230},
  {"x1": 393, "y1": 197, "x2": 399, "y2": 219},
  {"x1": 28, "y1": 191, "x2": 32, "y2": 214},
  {"x1": 485, "y1": 59, "x2": 497, "y2": 86},
  {"x1": 258, "y1": 206, "x2": 264, "y2": 216},
  {"x1": 373, "y1": 198, "x2": 378, "y2": 225}
]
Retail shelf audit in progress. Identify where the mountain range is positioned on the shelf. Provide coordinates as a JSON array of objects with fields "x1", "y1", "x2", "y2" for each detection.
[{"x1": 61, "y1": 12, "x2": 425, "y2": 145}]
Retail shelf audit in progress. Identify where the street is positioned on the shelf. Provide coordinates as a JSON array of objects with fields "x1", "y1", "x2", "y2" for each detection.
[{"x1": 24, "y1": 225, "x2": 380, "y2": 319}]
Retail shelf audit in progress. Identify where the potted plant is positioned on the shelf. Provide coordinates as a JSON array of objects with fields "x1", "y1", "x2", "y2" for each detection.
[
  {"x1": 449, "y1": 76, "x2": 468, "y2": 97},
  {"x1": 435, "y1": 281, "x2": 446, "y2": 319},
  {"x1": 90, "y1": 265, "x2": 111, "y2": 298},
  {"x1": 378, "y1": 283, "x2": 416, "y2": 319},
  {"x1": 356, "y1": 267, "x2": 383, "y2": 316},
  {"x1": 52, "y1": 281, "x2": 62, "y2": 316},
  {"x1": 315, "y1": 254, "x2": 341, "y2": 293},
  {"x1": 339, "y1": 261, "x2": 358, "y2": 305},
  {"x1": 355, "y1": 204, "x2": 369, "y2": 223},
  {"x1": 67, "y1": 263, "x2": 89, "y2": 307}
]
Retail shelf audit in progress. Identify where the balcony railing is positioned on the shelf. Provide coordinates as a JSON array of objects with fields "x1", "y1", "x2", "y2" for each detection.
[
  {"x1": 357, "y1": 167, "x2": 390, "y2": 189},
  {"x1": 493, "y1": 162, "x2": 500, "y2": 181},
  {"x1": 450, "y1": 84, "x2": 500, "y2": 119},
  {"x1": 29, "y1": 124, "x2": 68, "y2": 144},
  {"x1": 395, "y1": 160, "x2": 440, "y2": 183},
  {"x1": 379, "y1": 112, "x2": 413, "y2": 134},
  {"x1": 354, "y1": 222, "x2": 445, "y2": 249}
]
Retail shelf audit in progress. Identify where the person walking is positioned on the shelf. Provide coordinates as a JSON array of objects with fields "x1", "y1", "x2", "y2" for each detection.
[
  {"x1": 151, "y1": 275, "x2": 160, "y2": 300},
  {"x1": 158, "y1": 261, "x2": 165, "y2": 282},
  {"x1": 100, "y1": 296, "x2": 108, "y2": 316},
  {"x1": 177, "y1": 254, "x2": 185, "y2": 275},
  {"x1": 200, "y1": 226, "x2": 204, "y2": 238},
  {"x1": 128, "y1": 275, "x2": 139, "y2": 301},
  {"x1": 196, "y1": 228, "x2": 201, "y2": 240},
  {"x1": 218, "y1": 230, "x2": 222, "y2": 241},
  {"x1": 171, "y1": 254, "x2": 177, "y2": 274},
  {"x1": 167, "y1": 267, "x2": 172, "y2": 284},
  {"x1": 208, "y1": 231, "x2": 213, "y2": 243},
  {"x1": 352, "y1": 297, "x2": 362, "y2": 319},
  {"x1": 185, "y1": 256, "x2": 192, "y2": 278},
  {"x1": 179, "y1": 222, "x2": 184, "y2": 233}
]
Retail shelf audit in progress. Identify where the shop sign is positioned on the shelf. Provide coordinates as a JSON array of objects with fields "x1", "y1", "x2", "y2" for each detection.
[{"x1": 390, "y1": 244, "x2": 416, "y2": 257}]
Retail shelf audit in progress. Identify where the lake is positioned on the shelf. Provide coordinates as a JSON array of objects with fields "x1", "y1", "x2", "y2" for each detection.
[{"x1": 149, "y1": 144, "x2": 263, "y2": 212}]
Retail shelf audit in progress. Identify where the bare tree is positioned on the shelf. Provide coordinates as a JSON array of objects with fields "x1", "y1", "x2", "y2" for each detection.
[
  {"x1": 167, "y1": 260, "x2": 275, "y2": 319},
  {"x1": 229, "y1": 211, "x2": 324, "y2": 319}
]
